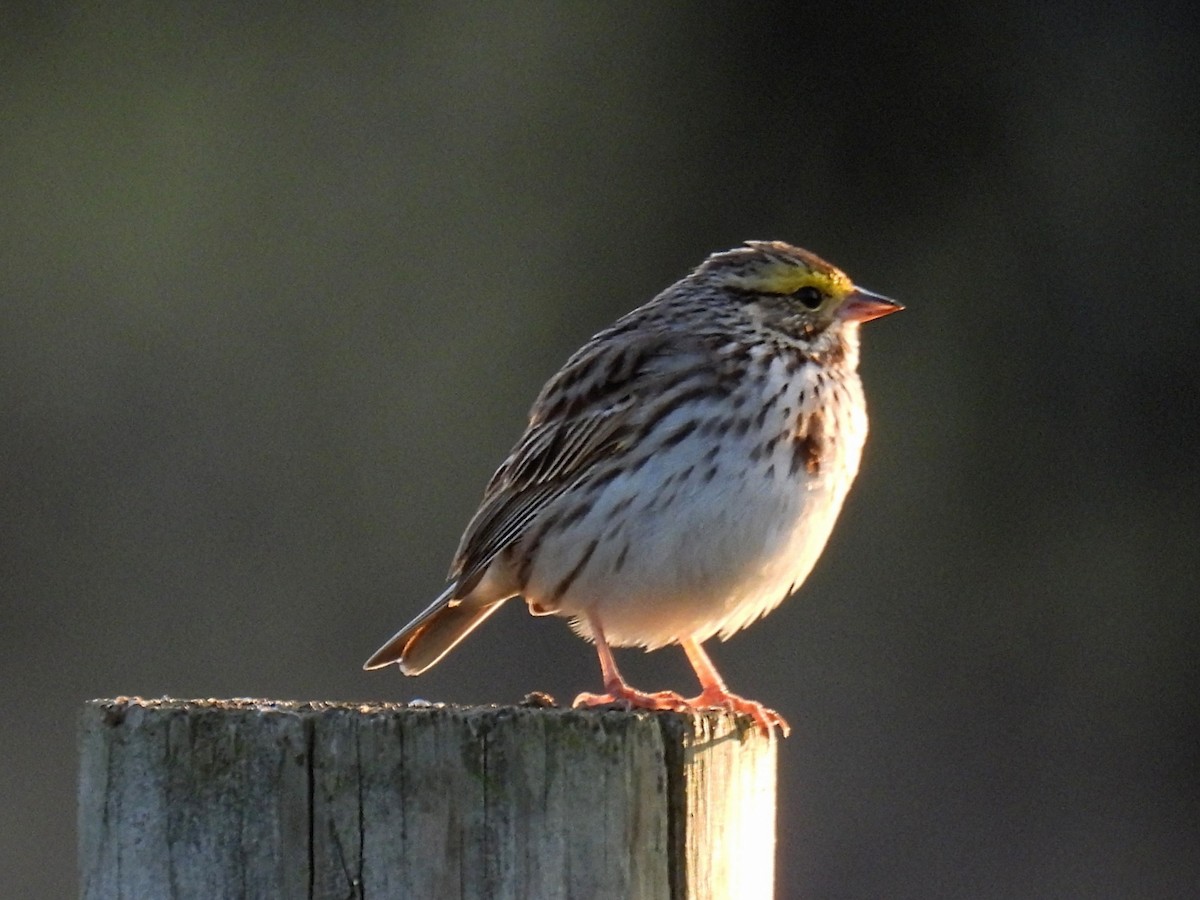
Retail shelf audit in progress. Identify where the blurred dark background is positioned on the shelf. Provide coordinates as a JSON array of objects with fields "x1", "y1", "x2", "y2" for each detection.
[{"x1": 4, "y1": 3, "x2": 1199, "y2": 897}]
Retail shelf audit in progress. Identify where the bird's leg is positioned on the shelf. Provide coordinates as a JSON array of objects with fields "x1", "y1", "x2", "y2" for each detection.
[
  {"x1": 681, "y1": 637, "x2": 791, "y2": 737},
  {"x1": 573, "y1": 613, "x2": 689, "y2": 712}
]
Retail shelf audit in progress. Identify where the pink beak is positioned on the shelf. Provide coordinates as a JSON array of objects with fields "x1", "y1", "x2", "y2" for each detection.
[{"x1": 840, "y1": 287, "x2": 904, "y2": 323}]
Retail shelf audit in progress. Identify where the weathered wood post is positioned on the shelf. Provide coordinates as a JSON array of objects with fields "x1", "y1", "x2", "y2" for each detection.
[{"x1": 79, "y1": 698, "x2": 776, "y2": 899}]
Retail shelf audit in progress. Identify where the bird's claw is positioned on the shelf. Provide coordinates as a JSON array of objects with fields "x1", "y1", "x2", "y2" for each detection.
[
  {"x1": 687, "y1": 687, "x2": 791, "y2": 738},
  {"x1": 573, "y1": 686, "x2": 690, "y2": 713},
  {"x1": 574, "y1": 684, "x2": 789, "y2": 737}
]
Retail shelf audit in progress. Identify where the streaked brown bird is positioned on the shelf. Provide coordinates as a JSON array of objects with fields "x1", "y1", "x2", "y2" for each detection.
[{"x1": 365, "y1": 241, "x2": 901, "y2": 735}]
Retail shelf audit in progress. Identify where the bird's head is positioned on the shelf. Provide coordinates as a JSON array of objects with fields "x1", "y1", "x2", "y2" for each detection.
[{"x1": 695, "y1": 241, "x2": 902, "y2": 342}]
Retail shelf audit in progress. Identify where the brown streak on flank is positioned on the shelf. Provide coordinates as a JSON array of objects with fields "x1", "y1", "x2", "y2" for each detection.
[
  {"x1": 548, "y1": 538, "x2": 599, "y2": 604},
  {"x1": 791, "y1": 409, "x2": 825, "y2": 477},
  {"x1": 790, "y1": 433, "x2": 821, "y2": 476}
]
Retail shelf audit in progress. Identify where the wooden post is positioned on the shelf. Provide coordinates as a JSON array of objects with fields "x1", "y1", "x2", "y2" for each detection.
[{"x1": 79, "y1": 698, "x2": 776, "y2": 899}]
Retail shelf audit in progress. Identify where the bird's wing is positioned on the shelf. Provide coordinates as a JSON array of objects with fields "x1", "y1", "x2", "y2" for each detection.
[{"x1": 448, "y1": 329, "x2": 713, "y2": 595}]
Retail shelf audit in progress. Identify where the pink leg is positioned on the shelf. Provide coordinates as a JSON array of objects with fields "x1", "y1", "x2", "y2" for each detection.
[
  {"x1": 681, "y1": 637, "x2": 791, "y2": 737},
  {"x1": 573, "y1": 613, "x2": 689, "y2": 712}
]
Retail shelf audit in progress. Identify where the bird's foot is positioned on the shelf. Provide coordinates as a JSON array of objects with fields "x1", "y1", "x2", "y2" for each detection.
[
  {"x1": 573, "y1": 682, "x2": 690, "y2": 713},
  {"x1": 686, "y1": 686, "x2": 791, "y2": 738}
]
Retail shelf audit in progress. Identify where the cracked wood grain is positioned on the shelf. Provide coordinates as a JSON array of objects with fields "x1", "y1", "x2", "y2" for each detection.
[{"x1": 79, "y1": 698, "x2": 775, "y2": 899}]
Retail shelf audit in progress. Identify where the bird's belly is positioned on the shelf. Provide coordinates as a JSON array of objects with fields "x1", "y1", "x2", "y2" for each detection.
[{"x1": 520, "y1": 433, "x2": 856, "y2": 648}]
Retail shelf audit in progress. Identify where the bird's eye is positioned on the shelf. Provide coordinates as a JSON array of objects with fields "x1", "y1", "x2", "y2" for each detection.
[{"x1": 795, "y1": 286, "x2": 823, "y2": 309}]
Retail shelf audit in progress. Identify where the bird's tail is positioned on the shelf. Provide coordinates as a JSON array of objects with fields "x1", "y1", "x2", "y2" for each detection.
[{"x1": 363, "y1": 583, "x2": 509, "y2": 675}]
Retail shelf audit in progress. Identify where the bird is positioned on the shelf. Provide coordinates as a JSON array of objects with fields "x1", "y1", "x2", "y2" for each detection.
[{"x1": 364, "y1": 241, "x2": 901, "y2": 736}]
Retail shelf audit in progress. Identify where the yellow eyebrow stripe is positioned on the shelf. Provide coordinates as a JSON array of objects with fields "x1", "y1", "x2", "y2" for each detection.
[{"x1": 729, "y1": 265, "x2": 852, "y2": 298}]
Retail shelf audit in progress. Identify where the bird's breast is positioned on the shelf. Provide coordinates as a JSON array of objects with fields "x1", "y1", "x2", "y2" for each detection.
[{"x1": 513, "y1": 357, "x2": 869, "y2": 648}]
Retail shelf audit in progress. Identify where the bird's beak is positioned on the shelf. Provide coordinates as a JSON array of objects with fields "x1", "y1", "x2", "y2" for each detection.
[{"x1": 840, "y1": 287, "x2": 904, "y2": 323}]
